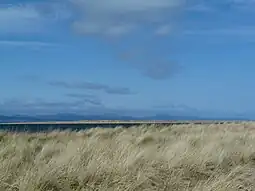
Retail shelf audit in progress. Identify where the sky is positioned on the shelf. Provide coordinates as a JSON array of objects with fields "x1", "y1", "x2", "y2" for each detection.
[{"x1": 1, "y1": 0, "x2": 255, "y2": 117}]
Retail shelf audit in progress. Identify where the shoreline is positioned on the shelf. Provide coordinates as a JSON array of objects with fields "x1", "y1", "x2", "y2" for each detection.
[{"x1": 0, "y1": 120, "x2": 244, "y2": 125}]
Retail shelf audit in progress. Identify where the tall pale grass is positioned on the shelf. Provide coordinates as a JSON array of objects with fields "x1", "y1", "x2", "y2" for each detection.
[{"x1": 1, "y1": 123, "x2": 255, "y2": 190}]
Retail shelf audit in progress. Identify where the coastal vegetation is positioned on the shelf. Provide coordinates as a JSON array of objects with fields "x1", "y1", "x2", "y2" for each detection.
[{"x1": 0, "y1": 123, "x2": 255, "y2": 190}]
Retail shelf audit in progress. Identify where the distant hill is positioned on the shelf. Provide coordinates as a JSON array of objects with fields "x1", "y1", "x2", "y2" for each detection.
[{"x1": 0, "y1": 113, "x2": 251, "y2": 123}]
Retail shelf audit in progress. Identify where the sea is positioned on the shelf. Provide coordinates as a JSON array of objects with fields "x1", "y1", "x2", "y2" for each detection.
[
  {"x1": 0, "y1": 121, "x2": 230, "y2": 133},
  {"x1": 0, "y1": 122, "x2": 158, "y2": 133}
]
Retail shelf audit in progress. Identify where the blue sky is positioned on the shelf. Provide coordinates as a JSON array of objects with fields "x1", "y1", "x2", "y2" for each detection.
[{"x1": 1, "y1": 0, "x2": 255, "y2": 117}]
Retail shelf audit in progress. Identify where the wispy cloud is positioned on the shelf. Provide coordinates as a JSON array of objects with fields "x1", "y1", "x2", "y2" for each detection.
[
  {"x1": 184, "y1": 26, "x2": 255, "y2": 36},
  {"x1": 0, "y1": 4, "x2": 42, "y2": 33},
  {"x1": 65, "y1": 93, "x2": 103, "y2": 106},
  {"x1": 0, "y1": 97, "x2": 158, "y2": 116},
  {"x1": 186, "y1": 0, "x2": 255, "y2": 13},
  {"x1": 0, "y1": 2, "x2": 70, "y2": 34},
  {"x1": 1, "y1": 0, "x2": 253, "y2": 35},
  {"x1": 0, "y1": 97, "x2": 105, "y2": 115},
  {"x1": 49, "y1": 80, "x2": 135, "y2": 95},
  {"x1": 71, "y1": 0, "x2": 185, "y2": 37},
  {"x1": 68, "y1": 0, "x2": 255, "y2": 39},
  {"x1": 0, "y1": 40, "x2": 61, "y2": 48}
]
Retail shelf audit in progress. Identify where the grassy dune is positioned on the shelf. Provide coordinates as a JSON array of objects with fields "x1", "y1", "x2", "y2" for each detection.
[{"x1": 1, "y1": 123, "x2": 255, "y2": 191}]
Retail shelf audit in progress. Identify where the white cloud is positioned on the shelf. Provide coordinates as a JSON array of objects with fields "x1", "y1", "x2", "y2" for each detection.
[
  {"x1": 69, "y1": 0, "x2": 255, "y2": 37},
  {"x1": 70, "y1": 0, "x2": 185, "y2": 36},
  {"x1": 0, "y1": 5, "x2": 42, "y2": 33},
  {"x1": 0, "y1": 2, "x2": 70, "y2": 34},
  {"x1": 71, "y1": 0, "x2": 182, "y2": 13},
  {"x1": 0, "y1": 0, "x2": 254, "y2": 35}
]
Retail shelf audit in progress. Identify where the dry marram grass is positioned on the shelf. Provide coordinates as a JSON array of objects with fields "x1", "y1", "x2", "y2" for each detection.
[{"x1": 1, "y1": 123, "x2": 255, "y2": 190}]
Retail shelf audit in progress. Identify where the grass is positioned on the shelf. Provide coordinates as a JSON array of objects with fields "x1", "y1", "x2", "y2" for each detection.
[{"x1": 1, "y1": 123, "x2": 255, "y2": 190}]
